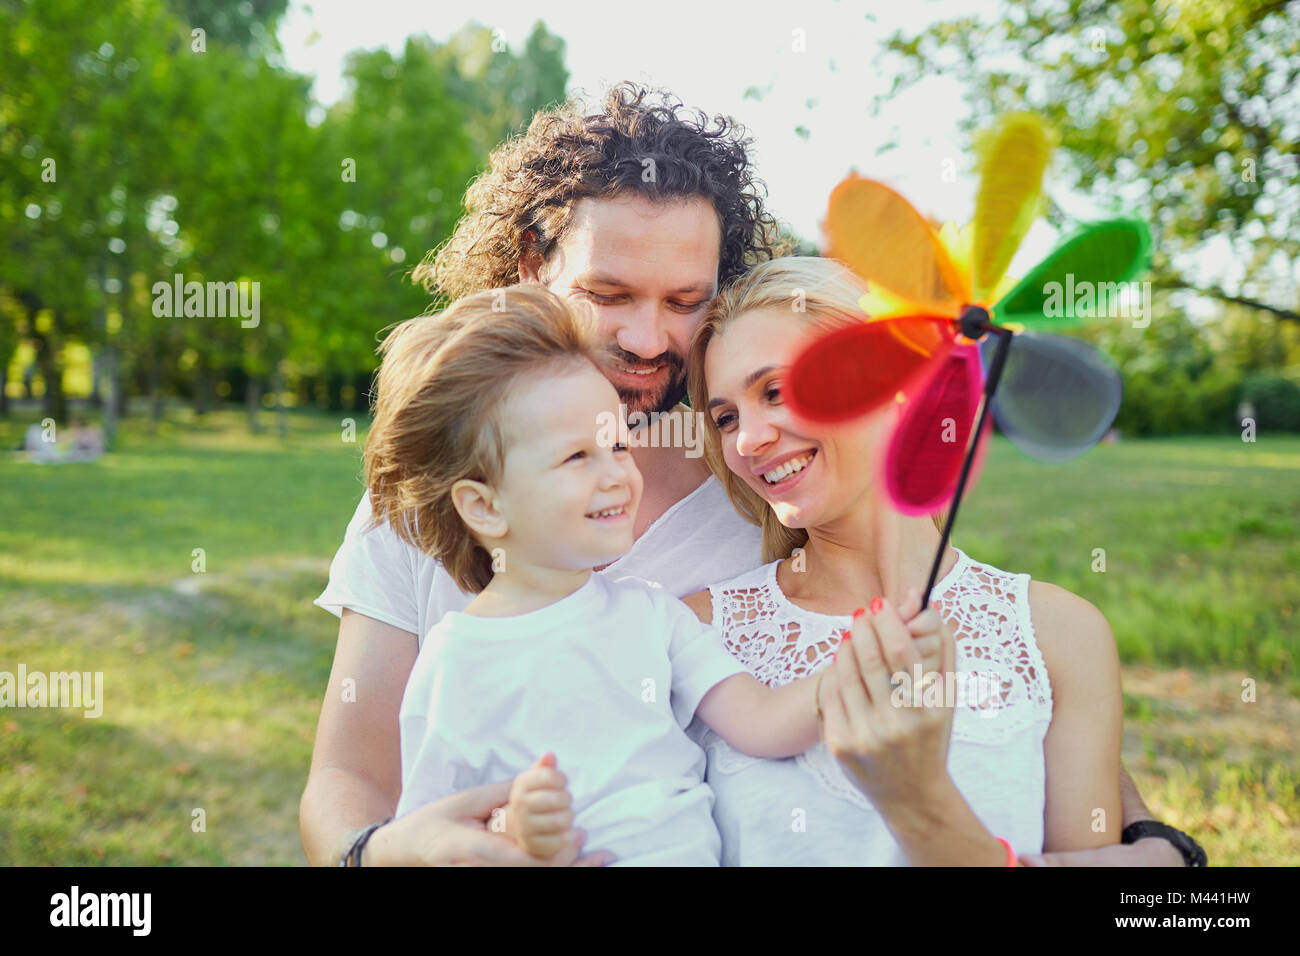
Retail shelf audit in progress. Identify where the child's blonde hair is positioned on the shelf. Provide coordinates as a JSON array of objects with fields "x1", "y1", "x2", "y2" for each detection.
[
  {"x1": 686, "y1": 256, "x2": 945, "y2": 564},
  {"x1": 365, "y1": 284, "x2": 602, "y2": 593}
]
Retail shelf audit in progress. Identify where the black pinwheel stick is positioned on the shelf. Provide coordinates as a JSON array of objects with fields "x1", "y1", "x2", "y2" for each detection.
[{"x1": 920, "y1": 306, "x2": 1014, "y2": 611}]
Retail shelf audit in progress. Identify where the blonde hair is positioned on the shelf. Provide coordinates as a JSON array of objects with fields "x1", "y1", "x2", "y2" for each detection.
[
  {"x1": 686, "y1": 256, "x2": 945, "y2": 564},
  {"x1": 365, "y1": 285, "x2": 602, "y2": 593}
]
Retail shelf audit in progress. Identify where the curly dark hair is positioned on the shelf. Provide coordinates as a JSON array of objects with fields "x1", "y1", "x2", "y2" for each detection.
[{"x1": 415, "y1": 82, "x2": 789, "y2": 303}]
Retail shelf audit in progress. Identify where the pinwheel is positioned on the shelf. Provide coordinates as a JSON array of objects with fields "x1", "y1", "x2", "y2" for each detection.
[{"x1": 786, "y1": 113, "x2": 1151, "y2": 606}]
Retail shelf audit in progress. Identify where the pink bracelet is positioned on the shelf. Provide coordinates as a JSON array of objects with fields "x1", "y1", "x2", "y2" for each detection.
[{"x1": 994, "y1": 836, "x2": 1017, "y2": 867}]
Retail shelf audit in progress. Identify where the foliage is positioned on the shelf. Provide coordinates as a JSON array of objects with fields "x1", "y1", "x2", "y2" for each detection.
[
  {"x1": 0, "y1": 2, "x2": 569, "y2": 431},
  {"x1": 1242, "y1": 369, "x2": 1300, "y2": 430},
  {"x1": 883, "y1": 0, "x2": 1299, "y2": 321}
]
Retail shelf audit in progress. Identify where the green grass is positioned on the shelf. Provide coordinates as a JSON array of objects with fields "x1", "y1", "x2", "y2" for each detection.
[
  {"x1": 958, "y1": 435, "x2": 1299, "y2": 683},
  {"x1": 0, "y1": 411, "x2": 1296, "y2": 865},
  {"x1": 0, "y1": 408, "x2": 365, "y2": 865}
]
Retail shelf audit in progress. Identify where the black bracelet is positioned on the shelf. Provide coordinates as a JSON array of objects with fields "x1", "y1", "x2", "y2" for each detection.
[
  {"x1": 1121, "y1": 820, "x2": 1208, "y2": 867},
  {"x1": 339, "y1": 818, "x2": 391, "y2": 867}
]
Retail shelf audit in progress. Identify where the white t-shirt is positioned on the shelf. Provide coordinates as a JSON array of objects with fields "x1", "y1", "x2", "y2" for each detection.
[
  {"x1": 314, "y1": 475, "x2": 767, "y2": 643},
  {"x1": 393, "y1": 572, "x2": 749, "y2": 865}
]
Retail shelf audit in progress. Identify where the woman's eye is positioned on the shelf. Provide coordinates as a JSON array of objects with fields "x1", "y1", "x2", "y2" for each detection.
[
  {"x1": 765, "y1": 383, "x2": 782, "y2": 403},
  {"x1": 566, "y1": 450, "x2": 587, "y2": 463},
  {"x1": 582, "y1": 289, "x2": 618, "y2": 304},
  {"x1": 612, "y1": 442, "x2": 630, "y2": 453},
  {"x1": 713, "y1": 412, "x2": 736, "y2": 430},
  {"x1": 670, "y1": 300, "x2": 707, "y2": 313}
]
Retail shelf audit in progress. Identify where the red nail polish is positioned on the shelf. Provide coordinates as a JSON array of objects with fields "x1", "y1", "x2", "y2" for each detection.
[
  {"x1": 869, "y1": 597, "x2": 884, "y2": 615},
  {"x1": 852, "y1": 607, "x2": 865, "y2": 619}
]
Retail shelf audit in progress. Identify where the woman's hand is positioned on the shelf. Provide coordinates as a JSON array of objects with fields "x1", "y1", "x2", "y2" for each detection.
[
  {"x1": 816, "y1": 587, "x2": 958, "y2": 810},
  {"x1": 364, "y1": 778, "x2": 614, "y2": 867}
]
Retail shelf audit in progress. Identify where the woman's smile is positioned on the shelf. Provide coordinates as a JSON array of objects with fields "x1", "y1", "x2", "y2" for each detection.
[{"x1": 754, "y1": 448, "x2": 818, "y2": 497}]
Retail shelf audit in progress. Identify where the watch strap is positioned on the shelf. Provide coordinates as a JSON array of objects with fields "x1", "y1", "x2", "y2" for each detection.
[{"x1": 1121, "y1": 820, "x2": 1207, "y2": 867}]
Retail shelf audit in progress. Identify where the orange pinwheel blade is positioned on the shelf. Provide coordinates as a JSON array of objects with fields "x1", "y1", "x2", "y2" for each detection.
[
  {"x1": 786, "y1": 315, "x2": 953, "y2": 424},
  {"x1": 971, "y1": 113, "x2": 1055, "y2": 302},
  {"x1": 824, "y1": 176, "x2": 968, "y2": 314}
]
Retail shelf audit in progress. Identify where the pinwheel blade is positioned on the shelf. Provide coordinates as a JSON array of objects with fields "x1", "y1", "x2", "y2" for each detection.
[
  {"x1": 884, "y1": 342, "x2": 990, "y2": 515},
  {"x1": 824, "y1": 176, "x2": 969, "y2": 314},
  {"x1": 993, "y1": 218, "x2": 1152, "y2": 330},
  {"x1": 971, "y1": 113, "x2": 1054, "y2": 302},
  {"x1": 786, "y1": 316, "x2": 953, "y2": 424},
  {"x1": 981, "y1": 331, "x2": 1122, "y2": 462}
]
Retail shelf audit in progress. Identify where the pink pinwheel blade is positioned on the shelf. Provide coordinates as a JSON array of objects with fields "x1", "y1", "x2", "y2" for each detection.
[{"x1": 883, "y1": 342, "x2": 990, "y2": 515}]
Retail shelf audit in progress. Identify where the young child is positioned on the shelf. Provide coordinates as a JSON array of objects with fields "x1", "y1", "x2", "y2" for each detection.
[{"x1": 365, "y1": 284, "x2": 822, "y2": 866}]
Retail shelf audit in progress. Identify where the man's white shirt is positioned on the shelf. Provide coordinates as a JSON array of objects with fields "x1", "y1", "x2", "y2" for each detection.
[{"x1": 315, "y1": 475, "x2": 766, "y2": 646}]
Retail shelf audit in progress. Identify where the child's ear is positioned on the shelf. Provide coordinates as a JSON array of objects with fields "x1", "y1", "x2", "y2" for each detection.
[{"x1": 451, "y1": 479, "x2": 509, "y2": 540}]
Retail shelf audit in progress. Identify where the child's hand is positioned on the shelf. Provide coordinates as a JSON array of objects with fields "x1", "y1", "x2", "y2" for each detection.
[{"x1": 504, "y1": 752, "x2": 578, "y2": 860}]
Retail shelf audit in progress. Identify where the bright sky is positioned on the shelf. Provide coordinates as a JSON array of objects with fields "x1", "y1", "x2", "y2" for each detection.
[
  {"x1": 277, "y1": 0, "x2": 1092, "y2": 275},
  {"x1": 279, "y1": 0, "x2": 1279, "y2": 317}
]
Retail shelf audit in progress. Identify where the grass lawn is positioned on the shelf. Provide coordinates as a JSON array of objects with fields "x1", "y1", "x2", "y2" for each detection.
[{"x1": 1, "y1": 409, "x2": 1297, "y2": 865}]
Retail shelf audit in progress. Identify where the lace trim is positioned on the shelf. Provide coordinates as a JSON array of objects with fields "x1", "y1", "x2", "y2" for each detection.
[{"x1": 702, "y1": 549, "x2": 1054, "y2": 806}]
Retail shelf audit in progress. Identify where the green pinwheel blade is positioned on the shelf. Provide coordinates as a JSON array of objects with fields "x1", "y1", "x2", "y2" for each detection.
[{"x1": 993, "y1": 218, "x2": 1152, "y2": 330}]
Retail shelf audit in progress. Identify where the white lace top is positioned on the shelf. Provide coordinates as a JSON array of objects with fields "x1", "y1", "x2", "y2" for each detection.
[{"x1": 686, "y1": 547, "x2": 1055, "y2": 866}]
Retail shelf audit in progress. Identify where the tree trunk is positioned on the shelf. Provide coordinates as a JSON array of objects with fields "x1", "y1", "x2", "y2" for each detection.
[
  {"x1": 326, "y1": 371, "x2": 344, "y2": 412},
  {"x1": 352, "y1": 371, "x2": 373, "y2": 412},
  {"x1": 272, "y1": 361, "x2": 287, "y2": 439},
  {"x1": 194, "y1": 355, "x2": 213, "y2": 415},
  {"x1": 246, "y1": 376, "x2": 262, "y2": 433},
  {"x1": 112, "y1": 356, "x2": 128, "y2": 421},
  {"x1": 100, "y1": 348, "x2": 120, "y2": 447},
  {"x1": 0, "y1": 364, "x2": 8, "y2": 417},
  {"x1": 148, "y1": 355, "x2": 163, "y2": 434},
  {"x1": 89, "y1": 350, "x2": 102, "y2": 407},
  {"x1": 33, "y1": 327, "x2": 66, "y2": 424}
]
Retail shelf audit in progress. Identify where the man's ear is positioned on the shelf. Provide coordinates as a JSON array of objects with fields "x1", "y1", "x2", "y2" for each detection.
[
  {"x1": 518, "y1": 229, "x2": 543, "y2": 283},
  {"x1": 450, "y1": 479, "x2": 509, "y2": 541}
]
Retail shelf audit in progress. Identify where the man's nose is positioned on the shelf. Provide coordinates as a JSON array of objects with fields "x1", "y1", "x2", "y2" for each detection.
[{"x1": 615, "y1": 301, "x2": 671, "y2": 359}]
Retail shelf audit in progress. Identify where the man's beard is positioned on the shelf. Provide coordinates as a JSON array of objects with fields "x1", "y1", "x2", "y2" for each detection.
[{"x1": 607, "y1": 349, "x2": 688, "y2": 417}]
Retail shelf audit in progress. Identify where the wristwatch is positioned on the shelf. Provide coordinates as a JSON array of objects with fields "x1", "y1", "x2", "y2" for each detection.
[
  {"x1": 338, "y1": 818, "x2": 391, "y2": 867},
  {"x1": 1121, "y1": 820, "x2": 1207, "y2": 867}
]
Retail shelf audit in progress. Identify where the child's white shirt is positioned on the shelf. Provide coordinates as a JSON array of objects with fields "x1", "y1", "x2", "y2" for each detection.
[{"x1": 393, "y1": 572, "x2": 749, "y2": 866}]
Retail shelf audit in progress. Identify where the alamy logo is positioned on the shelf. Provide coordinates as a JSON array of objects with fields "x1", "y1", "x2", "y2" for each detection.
[
  {"x1": 50, "y1": 886, "x2": 151, "y2": 936},
  {"x1": 890, "y1": 664, "x2": 1003, "y2": 717},
  {"x1": 1041, "y1": 274, "x2": 1152, "y2": 328},
  {"x1": 151, "y1": 273, "x2": 260, "y2": 327},
  {"x1": 595, "y1": 404, "x2": 706, "y2": 459},
  {"x1": 0, "y1": 665, "x2": 102, "y2": 718}
]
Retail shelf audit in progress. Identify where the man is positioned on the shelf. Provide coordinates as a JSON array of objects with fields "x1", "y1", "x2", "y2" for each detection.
[{"x1": 299, "y1": 82, "x2": 1196, "y2": 868}]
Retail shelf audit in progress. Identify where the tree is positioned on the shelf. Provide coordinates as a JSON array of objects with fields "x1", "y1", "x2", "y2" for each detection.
[
  {"x1": 883, "y1": 0, "x2": 1299, "y2": 322},
  {"x1": 0, "y1": 0, "x2": 187, "y2": 431},
  {"x1": 431, "y1": 21, "x2": 569, "y2": 158}
]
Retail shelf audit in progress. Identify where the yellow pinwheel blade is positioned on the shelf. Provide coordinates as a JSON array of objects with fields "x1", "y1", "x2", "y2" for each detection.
[
  {"x1": 824, "y1": 176, "x2": 968, "y2": 315},
  {"x1": 971, "y1": 113, "x2": 1055, "y2": 302}
]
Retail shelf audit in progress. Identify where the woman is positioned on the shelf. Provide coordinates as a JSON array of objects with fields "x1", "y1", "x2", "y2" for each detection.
[{"x1": 677, "y1": 256, "x2": 1124, "y2": 865}]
